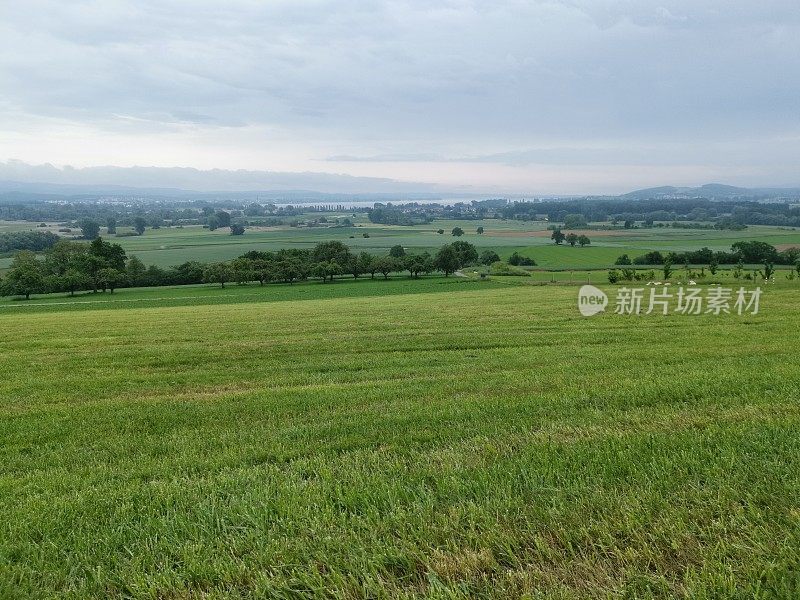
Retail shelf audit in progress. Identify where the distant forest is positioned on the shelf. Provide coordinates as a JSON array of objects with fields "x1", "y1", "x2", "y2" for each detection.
[
  {"x1": 0, "y1": 195, "x2": 323, "y2": 227},
  {"x1": 501, "y1": 198, "x2": 800, "y2": 228}
]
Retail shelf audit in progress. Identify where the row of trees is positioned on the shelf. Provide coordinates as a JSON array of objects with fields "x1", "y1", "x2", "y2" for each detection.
[
  {"x1": 367, "y1": 207, "x2": 431, "y2": 226},
  {"x1": 609, "y1": 256, "x2": 800, "y2": 283},
  {"x1": 2, "y1": 238, "x2": 127, "y2": 299},
  {"x1": 76, "y1": 209, "x2": 244, "y2": 240},
  {"x1": 200, "y1": 241, "x2": 480, "y2": 287},
  {"x1": 0, "y1": 239, "x2": 485, "y2": 299},
  {"x1": 550, "y1": 229, "x2": 591, "y2": 246},
  {"x1": 615, "y1": 241, "x2": 800, "y2": 267}
]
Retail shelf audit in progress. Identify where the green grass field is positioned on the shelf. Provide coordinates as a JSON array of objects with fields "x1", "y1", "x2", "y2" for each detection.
[
  {"x1": 103, "y1": 222, "x2": 800, "y2": 269},
  {"x1": 0, "y1": 276, "x2": 502, "y2": 313},
  {"x1": 2, "y1": 277, "x2": 799, "y2": 598},
  {"x1": 3, "y1": 217, "x2": 799, "y2": 271}
]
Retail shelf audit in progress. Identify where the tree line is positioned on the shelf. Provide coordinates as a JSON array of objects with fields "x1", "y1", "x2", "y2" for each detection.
[
  {"x1": 0, "y1": 230, "x2": 61, "y2": 253},
  {"x1": 502, "y1": 198, "x2": 800, "y2": 228},
  {"x1": 0, "y1": 239, "x2": 484, "y2": 300},
  {"x1": 0, "y1": 194, "x2": 321, "y2": 224},
  {"x1": 614, "y1": 241, "x2": 800, "y2": 267}
]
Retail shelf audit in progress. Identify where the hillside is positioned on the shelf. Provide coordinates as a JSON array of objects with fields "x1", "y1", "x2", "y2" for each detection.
[
  {"x1": 2, "y1": 280, "x2": 799, "y2": 597},
  {"x1": 624, "y1": 183, "x2": 800, "y2": 200}
]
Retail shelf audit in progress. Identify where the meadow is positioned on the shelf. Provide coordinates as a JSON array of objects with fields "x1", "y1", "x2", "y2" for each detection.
[
  {"x1": 1, "y1": 276, "x2": 799, "y2": 598},
  {"x1": 3, "y1": 216, "x2": 800, "y2": 271},
  {"x1": 103, "y1": 220, "x2": 800, "y2": 269}
]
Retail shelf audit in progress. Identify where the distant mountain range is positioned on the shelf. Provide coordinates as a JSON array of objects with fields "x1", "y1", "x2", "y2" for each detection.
[
  {"x1": 0, "y1": 160, "x2": 454, "y2": 201},
  {"x1": 622, "y1": 183, "x2": 800, "y2": 200},
  {"x1": 1, "y1": 160, "x2": 799, "y2": 202},
  {"x1": 0, "y1": 181, "x2": 450, "y2": 204}
]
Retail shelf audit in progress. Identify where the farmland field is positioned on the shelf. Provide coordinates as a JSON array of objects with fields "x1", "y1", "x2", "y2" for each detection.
[
  {"x1": 3, "y1": 217, "x2": 800, "y2": 271},
  {"x1": 1, "y1": 277, "x2": 799, "y2": 598},
  {"x1": 76, "y1": 222, "x2": 800, "y2": 269}
]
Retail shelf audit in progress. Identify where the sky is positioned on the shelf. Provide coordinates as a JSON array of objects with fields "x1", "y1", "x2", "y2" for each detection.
[{"x1": 1, "y1": 0, "x2": 798, "y2": 195}]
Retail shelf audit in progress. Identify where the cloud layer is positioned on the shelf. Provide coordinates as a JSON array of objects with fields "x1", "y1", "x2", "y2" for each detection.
[{"x1": 1, "y1": 1, "x2": 798, "y2": 194}]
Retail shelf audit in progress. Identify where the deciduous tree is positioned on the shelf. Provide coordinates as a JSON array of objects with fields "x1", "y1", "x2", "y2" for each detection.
[
  {"x1": 203, "y1": 262, "x2": 233, "y2": 288},
  {"x1": 434, "y1": 245, "x2": 459, "y2": 276},
  {"x1": 2, "y1": 251, "x2": 45, "y2": 299},
  {"x1": 97, "y1": 268, "x2": 124, "y2": 293},
  {"x1": 80, "y1": 219, "x2": 100, "y2": 240},
  {"x1": 450, "y1": 241, "x2": 478, "y2": 267},
  {"x1": 134, "y1": 217, "x2": 147, "y2": 235}
]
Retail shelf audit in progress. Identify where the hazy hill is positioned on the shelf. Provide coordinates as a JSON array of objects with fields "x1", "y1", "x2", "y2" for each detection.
[{"x1": 624, "y1": 183, "x2": 800, "y2": 200}]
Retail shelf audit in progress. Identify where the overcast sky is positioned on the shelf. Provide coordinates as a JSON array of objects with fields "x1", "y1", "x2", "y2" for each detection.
[{"x1": 1, "y1": 0, "x2": 798, "y2": 195}]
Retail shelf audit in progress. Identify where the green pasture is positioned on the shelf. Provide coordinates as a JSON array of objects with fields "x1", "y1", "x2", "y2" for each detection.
[
  {"x1": 81, "y1": 222, "x2": 800, "y2": 270},
  {"x1": 1, "y1": 277, "x2": 799, "y2": 598},
  {"x1": 0, "y1": 276, "x2": 500, "y2": 314},
  {"x1": 2, "y1": 218, "x2": 799, "y2": 271}
]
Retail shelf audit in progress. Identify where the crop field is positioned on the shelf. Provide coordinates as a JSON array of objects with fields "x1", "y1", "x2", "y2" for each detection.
[
  {"x1": 101, "y1": 222, "x2": 800, "y2": 269},
  {"x1": 1, "y1": 277, "x2": 799, "y2": 598},
  {"x1": 3, "y1": 217, "x2": 799, "y2": 271}
]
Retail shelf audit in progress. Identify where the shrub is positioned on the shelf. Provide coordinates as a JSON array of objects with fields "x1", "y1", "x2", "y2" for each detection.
[
  {"x1": 508, "y1": 252, "x2": 536, "y2": 266},
  {"x1": 663, "y1": 257, "x2": 673, "y2": 280},
  {"x1": 491, "y1": 262, "x2": 530, "y2": 276},
  {"x1": 563, "y1": 214, "x2": 588, "y2": 229},
  {"x1": 633, "y1": 251, "x2": 664, "y2": 265}
]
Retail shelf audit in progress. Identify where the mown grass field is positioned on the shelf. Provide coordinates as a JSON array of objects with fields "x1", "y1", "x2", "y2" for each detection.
[
  {"x1": 0, "y1": 276, "x2": 498, "y2": 313},
  {"x1": 1, "y1": 277, "x2": 799, "y2": 598}
]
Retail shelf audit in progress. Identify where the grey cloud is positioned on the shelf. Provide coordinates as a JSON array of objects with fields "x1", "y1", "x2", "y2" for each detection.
[
  {"x1": 325, "y1": 153, "x2": 448, "y2": 163},
  {"x1": 327, "y1": 139, "x2": 800, "y2": 169},
  {"x1": 3, "y1": 0, "x2": 797, "y2": 138},
  {"x1": 0, "y1": 1, "x2": 798, "y2": 191}
]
